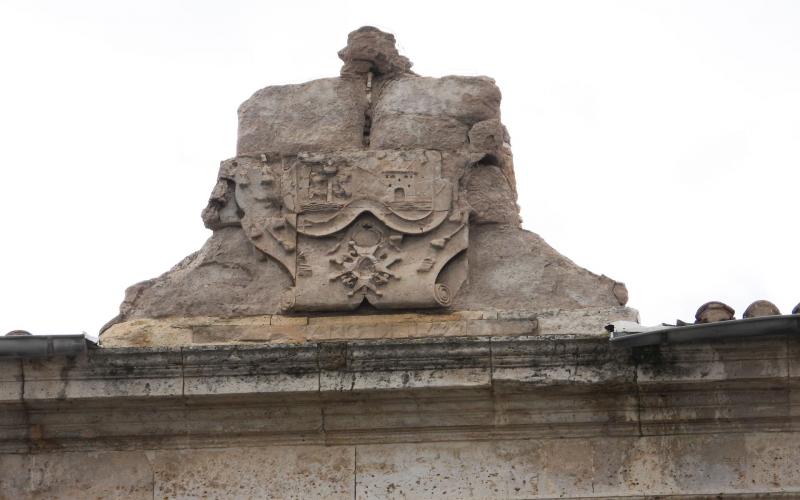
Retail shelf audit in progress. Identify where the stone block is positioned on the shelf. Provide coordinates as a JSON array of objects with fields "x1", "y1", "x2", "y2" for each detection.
[
  {"x1": 237, "y1": 77, "x2": 366, "y2": 155},
  {"x1": 150, "y1": 445, "x2": 355, "y2": 499},
  {"x1": 101, "y1": 317, "x2": 192, "y2": 347},
  {"x1": 355, "y1": 441, "x2": 542, "y2": 499},
  {"x1": 373, "y1": 75, "x2": 501, "y2": 126},
  {"x1": 25, "y1": 450, "x2": 154, "y2": 499}
]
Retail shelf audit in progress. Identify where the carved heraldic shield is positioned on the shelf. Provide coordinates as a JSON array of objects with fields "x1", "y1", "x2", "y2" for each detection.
[{"x1": 213, "y1": 149, "x2": 468, "y2": 312}]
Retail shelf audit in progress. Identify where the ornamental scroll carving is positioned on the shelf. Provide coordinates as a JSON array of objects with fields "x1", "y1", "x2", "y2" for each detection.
[{"x1": 204, "y1": 149, "x2": 469, "y2": 312}]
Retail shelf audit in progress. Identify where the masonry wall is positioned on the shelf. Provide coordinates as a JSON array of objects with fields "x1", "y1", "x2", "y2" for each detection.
[{"x1": 2, "y1": 333, "x2": 799, "y2": 499}]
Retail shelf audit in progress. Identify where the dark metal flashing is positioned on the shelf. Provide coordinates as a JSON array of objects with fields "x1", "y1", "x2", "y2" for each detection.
[
  {"x1": 0, "y1": 334, "x2": 90, "y2": 359},
  {"x1": 610, "y1": 314, "x2": 800, "y2": 347}
]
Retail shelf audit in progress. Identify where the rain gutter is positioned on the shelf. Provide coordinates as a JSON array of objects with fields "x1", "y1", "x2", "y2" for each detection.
[
  {"x1": 609, "y1": 314, "x2": 800, "y2": 348},
  {"x1": 0, "y1": 334, "x2": 90, "y2": 359}
]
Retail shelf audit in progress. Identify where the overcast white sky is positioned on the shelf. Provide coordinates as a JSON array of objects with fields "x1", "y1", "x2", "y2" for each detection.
[{"x1": 0, "y1": 0, "x2": 797, "y2": 335}]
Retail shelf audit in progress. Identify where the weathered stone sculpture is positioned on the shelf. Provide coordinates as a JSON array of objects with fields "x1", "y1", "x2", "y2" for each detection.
[{"x1": 103, "y1": 27, "x2": 631, "y2": 342}]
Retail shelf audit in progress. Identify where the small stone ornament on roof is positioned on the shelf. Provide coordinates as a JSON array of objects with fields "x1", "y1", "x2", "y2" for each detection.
[
  {"x1": 694, "y1": 301, "x2": 735, "y2": 324},
  {"x1": 743, "y1": 300, "x2": 781, "y2": 318}
]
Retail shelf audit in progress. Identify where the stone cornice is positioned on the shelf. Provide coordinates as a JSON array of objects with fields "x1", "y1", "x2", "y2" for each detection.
[{"x1": 1, "y1": 333, "x2": 797, "y2": 453}]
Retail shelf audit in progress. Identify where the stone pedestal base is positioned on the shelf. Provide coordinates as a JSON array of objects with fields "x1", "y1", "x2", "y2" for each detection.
[{"x1": 100, "y1": 306, "x2": 638, "y2": 347}]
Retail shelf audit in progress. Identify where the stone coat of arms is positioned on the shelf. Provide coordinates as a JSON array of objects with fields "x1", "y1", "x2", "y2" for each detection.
[{"x1": 206, "y1": 149, "x2": 469, "y2": 312}]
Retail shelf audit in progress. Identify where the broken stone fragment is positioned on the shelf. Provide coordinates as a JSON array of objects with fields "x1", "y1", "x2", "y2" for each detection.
[
  {"x1": 694, "y1": 301, "x2": 735, "y2": 324},
  {"x1": 743, "y1": 300, "x2": 781, "y2": 318},
  {"x1": 338, "y1": 26, "x2": 413, "y2": 77},
  {"x1": 612, "y1": 282, "x2": 629, "y2": 306}
]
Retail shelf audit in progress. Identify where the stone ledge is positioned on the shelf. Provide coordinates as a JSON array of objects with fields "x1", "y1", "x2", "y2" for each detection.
[{"x1": 100, "y1": 306, "x2": 638, "y2": 347}]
